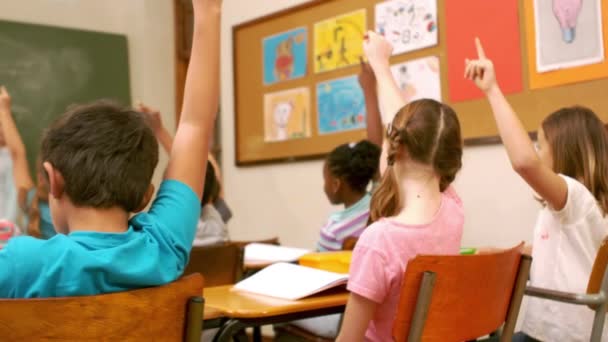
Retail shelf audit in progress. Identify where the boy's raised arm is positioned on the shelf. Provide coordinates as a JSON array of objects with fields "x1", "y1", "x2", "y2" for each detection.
[{"x1": 164, "y1": 0, "x2": 221, "y2": 198}]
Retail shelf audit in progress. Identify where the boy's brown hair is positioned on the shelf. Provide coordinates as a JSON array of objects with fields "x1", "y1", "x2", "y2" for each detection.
[
  {"x1": 40, "y1": 101, "x2": 159, "y2": 212},
  {"x1": 370, "y1": 99, "x2": 463, "y2": 223}
]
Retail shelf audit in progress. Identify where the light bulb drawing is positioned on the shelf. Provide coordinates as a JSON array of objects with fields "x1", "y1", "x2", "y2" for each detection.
[{"x1": 552, "y1": 0, "x2": 583, "y2": 43}]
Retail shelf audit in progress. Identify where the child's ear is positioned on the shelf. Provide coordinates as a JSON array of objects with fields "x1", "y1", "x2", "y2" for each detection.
[
  {"x1": 332, "y1": 177, "x2": 342, "y2": 195},
  {"x1": 134, "y1": 184, "x2": 155, "y2": 213},
  {"x1": 43, "y1": 161, "x2": 64, "y2": 199}
]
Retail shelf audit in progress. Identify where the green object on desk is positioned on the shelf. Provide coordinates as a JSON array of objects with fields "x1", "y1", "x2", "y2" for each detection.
[{"x1": 460, "y1": 247, "x2": 477, "y2": 255}]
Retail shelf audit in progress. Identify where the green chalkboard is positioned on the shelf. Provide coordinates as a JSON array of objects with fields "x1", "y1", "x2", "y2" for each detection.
[{"x1": 0, "y1": 20, "x2": 131, "y2": 174}]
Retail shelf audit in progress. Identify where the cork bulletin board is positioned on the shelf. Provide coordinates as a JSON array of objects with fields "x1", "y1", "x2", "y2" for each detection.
[{"x1": 233, "y1": 0, "x2": 608, "y2": 166}]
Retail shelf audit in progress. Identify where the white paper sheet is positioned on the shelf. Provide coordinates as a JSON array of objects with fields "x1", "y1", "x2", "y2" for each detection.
[{"x1": 232, "y1": 262, "x2": 349, "y2": 300}]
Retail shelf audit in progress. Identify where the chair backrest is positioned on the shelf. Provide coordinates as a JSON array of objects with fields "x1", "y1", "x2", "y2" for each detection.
[
  {"x1": 0, "y1": 273, "x2": 204, "y2": 341},
  {"x1": 184, "y1": 243, "x2": 243, "y2": 286},
  {"x1": 342, "y1": 236, "x2": 358, "y2": 251},
  {"x1": 393, "y1": 243, "x2": 528, "y2": 342},
  {"x1": 587, "y1": 237, "x2": 608, "y2": 295}
]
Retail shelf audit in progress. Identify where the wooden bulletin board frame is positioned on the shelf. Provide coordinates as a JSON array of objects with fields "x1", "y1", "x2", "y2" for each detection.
[{"x1": 233, "y1": 0, "x2": 608, "y2": 166}]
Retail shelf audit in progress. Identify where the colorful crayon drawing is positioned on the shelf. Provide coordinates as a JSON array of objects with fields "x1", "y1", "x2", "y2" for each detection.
[
  {"x1": 316, "y1": 76, "x2": 366, "y2": 135},
  {"x1": 262, "y1": 27, "x2": 308, "y2": 85},
  {"x1": 313, "y1": 10, "x2": 367, "y2": 74},
  {"x1": 390, "y1": 56, "x2": 442, "y2": 107},
  {"x1": 375, "y1": 0, "x2": 438, "y2": 55},
  {"x1": 264, "y1": 87, "x2": 311, "y2": 142}
]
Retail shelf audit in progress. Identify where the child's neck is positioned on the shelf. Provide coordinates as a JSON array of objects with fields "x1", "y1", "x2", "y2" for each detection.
[
  {"x1": 343, "y1": 191, "x2": 366, "y2": 209},
  {"x1": 393, "y1": 167, "x2": 442, "y2": 226},
  {"x1": 66, "y1": 206, "x2": 130, "y2": 234}
]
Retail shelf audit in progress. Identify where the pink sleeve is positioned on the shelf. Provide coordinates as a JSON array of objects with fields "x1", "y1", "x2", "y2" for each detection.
[{"x1": 347, "y1": 244, "x2": 389, "y2": 304}]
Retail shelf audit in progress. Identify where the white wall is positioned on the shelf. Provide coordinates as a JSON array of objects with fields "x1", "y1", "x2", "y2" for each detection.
[
  {"x1": 0, "y1": 0, "x2": 176, "y2": 187},
  {"x1": 220, "y1": 0, "x2": 540, "y2": 249}
]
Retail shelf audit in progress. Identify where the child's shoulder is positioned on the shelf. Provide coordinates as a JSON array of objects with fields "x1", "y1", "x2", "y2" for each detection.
[
  {"x1": 357, "y1": 219, "x2": 394, "y2": 248},
  {"x1": 442, "y1": 186, "x2": 463, "y2": 208},
  {"x1": 3, "y1": 235, "x2": 69, "y2": 257}
]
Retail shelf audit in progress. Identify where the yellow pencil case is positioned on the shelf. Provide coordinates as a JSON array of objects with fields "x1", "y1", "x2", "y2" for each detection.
[{"x1": 299, "y1": 251, "x2": 353, "y2": 274}]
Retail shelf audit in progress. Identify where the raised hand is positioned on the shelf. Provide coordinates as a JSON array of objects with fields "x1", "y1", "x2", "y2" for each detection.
[
  {"x1": 464, "y1": 38, "x2": 497, "y2": 93},
  {"x1": 0, "y1": 86, "x2": 11, "y2": 114},
  {"x1": 137, "y1": 103, "x2": 162, "y2": 134},
  {"x1": 358, "y1": 58, "x2": 376, "y2": 94},
  {"x1": 363, "y1": 31, "x2": 393, "y2": 72}
]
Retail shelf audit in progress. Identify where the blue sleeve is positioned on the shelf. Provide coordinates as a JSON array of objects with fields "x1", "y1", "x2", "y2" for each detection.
[
  {"x1": 147, "y1": 180, "x2": 201, "y2": 250},
  {"x1": 0, "y1": 247, "x2": 16, "y2": 298}
]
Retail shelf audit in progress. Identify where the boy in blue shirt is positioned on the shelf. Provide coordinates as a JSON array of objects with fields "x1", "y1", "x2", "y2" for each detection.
[{"x1": 0, "y1": 0, "x2": 222, "y2": 298}]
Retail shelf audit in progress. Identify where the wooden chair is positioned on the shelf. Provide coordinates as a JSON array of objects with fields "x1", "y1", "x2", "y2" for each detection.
[
  {"x1": 341, "y1": 236, "x2": 358, "y2": 251},
  {"x1": 183, "y1": 243, "x2": 243, "y2": 287},
  {"x1": 393, "y1": 243, "x2": 530, "y2": 342},
  {"x1": 525, "y1": 237, "x2": 608, "y2": 342},
  {"x1": 0, "y1": 273, "x2": 204, "y2": 341}
]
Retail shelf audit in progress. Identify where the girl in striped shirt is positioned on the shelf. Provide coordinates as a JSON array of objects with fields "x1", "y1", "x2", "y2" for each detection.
[
  {"x1": 288, "y1": 140, "x2": 380, "y2": 339},
  {"x1": 318, "y1": 140, "x2": 380, "y2": 252}
]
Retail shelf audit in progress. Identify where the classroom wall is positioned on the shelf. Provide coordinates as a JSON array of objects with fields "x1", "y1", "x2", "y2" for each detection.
[
  {"x1": 0, "y1": 0, "x2": 176, "y2": 188},
  {"x1": 221, "y1": 0, "x2": 540, "y2": 249},
  {"x1": 0, "y1": 0, "x2": 540, "y2": 249}
]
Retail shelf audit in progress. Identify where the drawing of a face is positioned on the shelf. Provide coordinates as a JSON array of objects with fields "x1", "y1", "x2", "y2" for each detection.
[{"x1": 273, "y1": 101, "x2": 293, "y2": 129}]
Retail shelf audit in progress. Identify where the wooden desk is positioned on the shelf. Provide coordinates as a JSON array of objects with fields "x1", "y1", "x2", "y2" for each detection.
[
  {"x1": 243, "y1": 259, "x2": 274, "y2": 271},
  {"x1": 203, "y1": 306, "x2": 223, "y2": 321},
  {"x1": 204, "y1": 285, "x2": 349, "y2": 341}
]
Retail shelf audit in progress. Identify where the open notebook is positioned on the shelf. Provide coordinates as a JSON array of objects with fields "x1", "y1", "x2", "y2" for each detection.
[
  {"x1": 244, "y1": 243, "x2": 311, "y2": 264},
  {"x1": 232, "y1": 262, "x2": 349, "y2": 300}
]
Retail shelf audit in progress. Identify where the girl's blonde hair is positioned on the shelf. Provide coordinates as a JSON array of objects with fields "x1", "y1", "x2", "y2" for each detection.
[
  {"x1": 542, "y1": 106, "x2": 608, "y2": 215},
  {"x1": 370, "y1": 99, "x2": 463, "y2": 223}
]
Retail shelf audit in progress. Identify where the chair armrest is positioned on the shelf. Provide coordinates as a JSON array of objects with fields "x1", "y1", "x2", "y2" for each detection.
[{"x1": 525, "y1": 286, "x2": 605, "y2": 306}]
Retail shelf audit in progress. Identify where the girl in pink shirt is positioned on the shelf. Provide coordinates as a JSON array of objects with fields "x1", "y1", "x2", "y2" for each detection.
[{"x1": 336, "y1": 32, "x2": 465, "y2": 342}]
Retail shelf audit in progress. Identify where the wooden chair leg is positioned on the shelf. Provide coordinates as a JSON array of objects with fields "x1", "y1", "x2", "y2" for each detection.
[
  {"x1": 501, "y1": 255, "x2": 532, "y2": 342},
  {"x1": 186, "y1": 297, "x2": 204, "y2": 342},
  {"x1": 408, "y1": 271, "x2": 436, "y2": 342}
]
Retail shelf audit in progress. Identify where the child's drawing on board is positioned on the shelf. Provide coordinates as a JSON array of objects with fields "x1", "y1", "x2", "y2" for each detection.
[
  {"x1": 263, "y1": 27, "x2": 307, "y2": 85},
  {"x1": 314, "y1": 10, "x2": 367, "y2": 73},
  {"x1": 390, "y1": 56, "x2": 442, "y2": 104},
  {"x1": 375, "y1": 0, "x2": 438, "y2": 55},
  {"x1": 264, "y1": 88, "x2": 311, "y2": 143}
]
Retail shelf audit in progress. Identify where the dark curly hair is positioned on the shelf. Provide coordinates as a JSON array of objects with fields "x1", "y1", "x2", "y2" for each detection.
[{"x1": 326, "y1": 140, "x2": 381, "y2": 193}]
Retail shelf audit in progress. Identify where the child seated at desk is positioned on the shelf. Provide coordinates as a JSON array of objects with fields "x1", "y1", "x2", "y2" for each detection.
[
  {"x1": 193, "y1": 160, "x2": 229, "y2": 246},
  {"x1": 317, "y1": 140, "x2": 380, "y2": 252},
  {"x1": 336, "y1": 32, "x2": 464, "y2": 342},
  {"x1": 139, "y1": 105, "x2": 229, "y2": 247},
  {"x1": 466, "y1": 38, "x2": 608, "y2": 341},
  {"x1": 0, "y1": 0, "x2": 221, "y2": 298}
]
